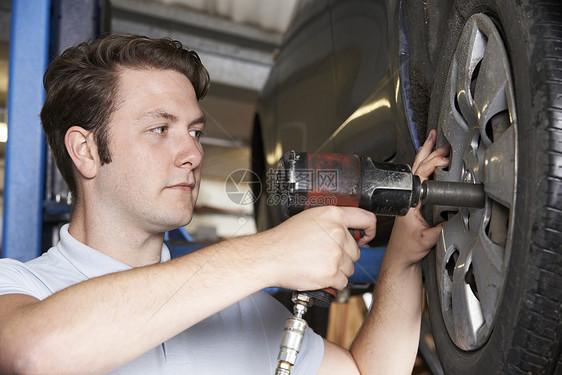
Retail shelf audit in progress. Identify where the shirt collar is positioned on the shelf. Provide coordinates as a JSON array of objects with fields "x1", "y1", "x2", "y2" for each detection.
[{"x1": 57, "y1": 224, "x2": 171, "y2": 279}]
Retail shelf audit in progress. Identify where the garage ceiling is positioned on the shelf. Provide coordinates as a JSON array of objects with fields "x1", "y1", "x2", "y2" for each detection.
[
  {"x1": 111, "y1": 0, "x2": 302, "y2": 179},
  {"x1": 154, "y1": 0, "x2": 298, "y2": 34}
]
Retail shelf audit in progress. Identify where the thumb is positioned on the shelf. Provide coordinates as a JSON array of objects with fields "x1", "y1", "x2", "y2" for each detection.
[{"x1": 420, "y1": 223, "x2": 444, "y2": 250}]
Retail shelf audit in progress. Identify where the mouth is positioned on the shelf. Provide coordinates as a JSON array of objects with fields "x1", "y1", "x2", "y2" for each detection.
[{"x1": 167, "y1": 182, "x2": 196, "y2": 191}]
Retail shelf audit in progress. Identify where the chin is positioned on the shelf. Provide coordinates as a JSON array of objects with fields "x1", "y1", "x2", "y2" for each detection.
[
  {"x1": 148, "y1": 214, "x2": 192, "y2": 234},
  {"x1": 169, "y1": 213, "x2": 194, "y2": 230}
]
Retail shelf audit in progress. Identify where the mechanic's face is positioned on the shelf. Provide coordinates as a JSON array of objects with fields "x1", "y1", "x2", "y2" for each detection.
[{"x1": 95, "y1": 68, "x2": 204, "y2": 234}]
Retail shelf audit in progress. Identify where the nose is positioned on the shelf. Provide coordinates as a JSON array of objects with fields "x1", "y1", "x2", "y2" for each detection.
[{"x1": 175, "y1": 132, "x2": 203, "y2": 169}]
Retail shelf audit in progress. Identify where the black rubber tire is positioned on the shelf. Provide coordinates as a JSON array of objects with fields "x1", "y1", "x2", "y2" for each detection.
[{"x1": 424, "y1": 1, "x2": 562, "y2": 374}]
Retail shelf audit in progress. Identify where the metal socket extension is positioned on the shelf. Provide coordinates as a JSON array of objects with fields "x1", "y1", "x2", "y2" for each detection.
[{"x1": 421, "y1": 180, "x2": 486, "y2": 208}]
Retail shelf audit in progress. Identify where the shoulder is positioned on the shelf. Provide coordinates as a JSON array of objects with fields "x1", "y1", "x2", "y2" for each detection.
[
  {"x1": 0, "y1": 247, "x2": 84, "y2": 300},
  {"x1": 0, "y1": 258, "x2": 50, "y2": 300}
]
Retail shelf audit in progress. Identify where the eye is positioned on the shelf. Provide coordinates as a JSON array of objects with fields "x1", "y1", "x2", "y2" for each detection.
[
  {"x1": 189, "y1": 129, "x2": 205, "y2": 141},
  {"x1": 150, "y1": 126, "x2": 168, "y2": 135}
]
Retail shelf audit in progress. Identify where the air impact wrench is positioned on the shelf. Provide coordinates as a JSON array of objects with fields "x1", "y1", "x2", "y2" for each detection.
[{"x1": 274, "y1": 151, "x2": 485, "y2": 375}]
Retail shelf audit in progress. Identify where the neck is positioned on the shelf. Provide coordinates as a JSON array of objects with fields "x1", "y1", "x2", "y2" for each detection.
[{"x1": 69, "y1": 202, "x2": 165, "y2": 267}]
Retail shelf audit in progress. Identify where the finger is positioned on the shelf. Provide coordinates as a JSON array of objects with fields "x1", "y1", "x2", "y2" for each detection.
[
  {"x1": 412, "y1": 130, "x2": 437, "y2": 171},
  {"x1": 419, "y1": 222, "x2": 445, "y2": 249},
  {"x1": 414, "y1": 145, "x2": 451, "y2": 179},
  {"x1": 339, "y1": 207, "x2": 377, "y2": 244},
  {"x1": 422, "y1": 143, "x2": 450, "y2": 162},
  {"x1": 414, "y1": 144, "x2": 449, "y2": 173},
  {"x1": 356, "y1": 232, "x2": 374, "y2": 247},
  {"x1": 332, "y1": 272, "x2": 349, "y2": 291},
  {"x1": 434, "y1": 143, "x2": 451, "y2": 156},
  {"x1": 342, "y1": 235, "x2": 361, "y2": 262},
  {"x1": 339, "y1": 251, "x2": 356, "y2": 277},
  {"x1": 415, "y1": 155, "x2": 450, "y2": 180}
]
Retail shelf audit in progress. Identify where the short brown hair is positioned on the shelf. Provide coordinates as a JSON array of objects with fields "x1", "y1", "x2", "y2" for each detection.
[{"x1": 40, "y1": 34, "x2": 210, "y2": 200}]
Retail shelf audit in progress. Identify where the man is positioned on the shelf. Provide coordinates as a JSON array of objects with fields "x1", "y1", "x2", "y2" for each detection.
[{"x1": 0, "y1": 34, "x2": 449, "y2": 374}]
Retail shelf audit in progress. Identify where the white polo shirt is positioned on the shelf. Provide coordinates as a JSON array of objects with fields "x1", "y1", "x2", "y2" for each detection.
[{"x1": 0, "y1": 224, "x2": 324, "y2": 374}]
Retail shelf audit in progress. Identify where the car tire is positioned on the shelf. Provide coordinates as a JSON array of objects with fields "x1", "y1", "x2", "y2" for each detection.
[{"x1": 424, "y1": 1, "x2": 562, "y2": 374}]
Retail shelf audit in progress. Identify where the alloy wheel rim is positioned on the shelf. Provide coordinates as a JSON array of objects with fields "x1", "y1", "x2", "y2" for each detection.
[{"x1": 433, "y1": 13, "x2": 518, "y2": 351}]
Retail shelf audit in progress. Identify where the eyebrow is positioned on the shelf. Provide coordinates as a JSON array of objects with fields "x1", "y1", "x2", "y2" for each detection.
[
  {"x1": 138, "y1": 110, "x2": 206, "y2": 126},
  {"x1": 138, "y1": 110, "x2": 178, "y2": 123},
  {"x1": 189, "y1": 114, "x2": 207, "y2": 127}
]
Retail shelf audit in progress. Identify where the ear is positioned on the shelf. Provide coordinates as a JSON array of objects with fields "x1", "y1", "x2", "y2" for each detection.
[{"x1": 65, "y1": 126, "x2": 99, "y2": 179}]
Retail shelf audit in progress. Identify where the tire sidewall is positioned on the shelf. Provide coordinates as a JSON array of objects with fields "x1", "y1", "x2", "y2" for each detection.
[{"x1": 425, "y1": 0, "x2": 541, "y2": 373}]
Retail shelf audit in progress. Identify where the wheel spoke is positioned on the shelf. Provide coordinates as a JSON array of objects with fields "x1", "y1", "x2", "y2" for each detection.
[
  {"x1": 454, "y1": 23, "x2": 486, "y2": 128},
  {"x1": 440, "y1": 66, "x2": 470, "y2": 143},
  {"x1": 437, "y1": 110, "x2": 470, "y2": 182},
  {"x1": 436, "y1": 214, "x2": 469, "y2": 279},
  {"x1": 450, "y1": 242, "x2": 483, "y2": 349},
  {"x1": 472, "y1": 30, "x2": 510, "y2": 128},
  {"x1": 471, "y1": 228, "x2": 504, "y2": 325},
  {"x1": 484, "y1": 125, "x2": 516, "y2": 208}
]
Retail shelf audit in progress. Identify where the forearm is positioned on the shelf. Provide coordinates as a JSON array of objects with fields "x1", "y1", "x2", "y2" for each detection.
[
  {"x1": 1, "y1": 235, "x2": 270, "y2": 374},
  {"x1": 349, "y1": 253, "x2": 423, "y2": 374}
]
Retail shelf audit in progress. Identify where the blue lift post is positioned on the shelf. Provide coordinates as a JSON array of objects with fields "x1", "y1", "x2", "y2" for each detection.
[
  {"x1": 3, "y1": 0, "x2": 101, "y2": 261},
  {"x1": 42, "y1": 0, "x2": 101, "y2": 254},
  {"x1": 2, "y1": 0, "x2": 51, "y2": 261}
]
